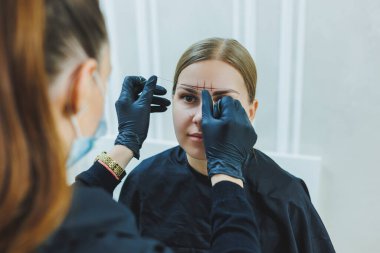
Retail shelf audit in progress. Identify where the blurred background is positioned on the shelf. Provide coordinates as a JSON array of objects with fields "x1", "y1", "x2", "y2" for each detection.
[{"x1": 68, "y1": 0, "x2": 380, "y2": 252}]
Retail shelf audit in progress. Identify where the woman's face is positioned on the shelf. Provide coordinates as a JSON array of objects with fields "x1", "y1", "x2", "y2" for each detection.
[{"x1": 172, "y1": 60, "x2": 257, "y2": 160}]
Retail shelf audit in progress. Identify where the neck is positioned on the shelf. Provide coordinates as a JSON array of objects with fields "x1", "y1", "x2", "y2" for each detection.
[
  {"x1": 186, "y1": 154, "x2": 208, "y2": 176},
  {"x1": 50, "y1": 106, "x2": 75, "y2": 159}
]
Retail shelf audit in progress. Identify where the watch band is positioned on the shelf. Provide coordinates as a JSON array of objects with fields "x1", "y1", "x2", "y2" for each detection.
[{"x1": 95, "y1": 151, "x2": 124, "y2": 178}]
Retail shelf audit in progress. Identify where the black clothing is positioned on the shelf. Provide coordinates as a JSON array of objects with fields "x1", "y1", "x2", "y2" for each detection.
[
  {"x1": 39, "y1": 161, "x2": 260, "y2": 253},
  {"x1": 119, "y1": 146, "x2": 335, "y2": 253},
  {"x1": 38, "y1": 179, "x2": 170, "y2": 253}
]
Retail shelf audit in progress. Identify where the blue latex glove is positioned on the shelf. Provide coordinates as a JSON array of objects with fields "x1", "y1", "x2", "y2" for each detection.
[
  {"x1": 201, "y1": 90, "x2": 257, "y2": 181},
  {"x1": 114, "y1": 76, "x2": 171, "y2": 159}
]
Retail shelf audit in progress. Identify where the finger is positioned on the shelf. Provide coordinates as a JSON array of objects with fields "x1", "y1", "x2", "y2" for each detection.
[
  {"x1": 151, "y1": 96, "x2": 171, "y2": 107},
  {"x1": 232, "y1": 99, "x2": 249, "y2": 116},
  {"x1": 233, "y1": 99, "x2": 252, "y2": 123},
  {"x1": 139, "y1": 76, "x2": 157, "y2": 103},
  {"x1": 135, "y1": 95, "x2": 171, "y2": 107},
  {"x1": 218, "y1": 96, "x2": 236, "y2": 119},
  {"x1": 153, "y1": 85, "x2": 167, "y2": 96},
  {"x1": 132, "y1": 76, "x2": 146, "y2": 96},
  {"x1": 201, "y1": 90, "x2": 213, "y2": 120},
  {"x1": 213, "y1": 99, "x2": 221, "y2": 118},
  {"x1": 151, "y1": 105, "x2": 168, "y2": 113},
  {"x1": 233, "y1": 99, "x2": 244, "y2": 111},
  {"x1": 119, "y1": 76, "x2": 145, "y2": 100}
]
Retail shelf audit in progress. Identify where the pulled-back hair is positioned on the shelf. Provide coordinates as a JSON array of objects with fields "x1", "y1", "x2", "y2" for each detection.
[{"x1": 45, "y1": 0, "x2": 108, "y2": 83}]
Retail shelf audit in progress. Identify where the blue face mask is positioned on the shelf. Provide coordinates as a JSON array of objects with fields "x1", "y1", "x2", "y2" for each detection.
[
  {"x1": 66, "y1": 71, "x2": 107, "y2": 168},
  {"x1": 66, "y1": 117, "x2": 107, "y2": 167}
]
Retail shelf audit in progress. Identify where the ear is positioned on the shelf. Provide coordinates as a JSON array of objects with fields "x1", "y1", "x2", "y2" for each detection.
[
  {"x1": 65, "y1": 59, "x2": 98, "y2": 116},
  {"x1": 248, "y1": 99, "x2": 259, "y2": 121}
]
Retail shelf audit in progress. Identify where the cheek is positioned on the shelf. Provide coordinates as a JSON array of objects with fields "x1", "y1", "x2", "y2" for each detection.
[
  {"x1": 172, "y1": 103, "x2": 186, "y2": 136},
  {"x1": 172, "y1": 101, "x2": 194, "y2": 139},
  {"x1": 243, "y1": 105, "x2": 251, "y2": 118},
  {"x1": 236, "y1": 96, "x2": 252, "y2": 118}
]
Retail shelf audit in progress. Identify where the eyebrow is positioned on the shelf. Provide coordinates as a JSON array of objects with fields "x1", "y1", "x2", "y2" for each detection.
[
  {"x1": 178, "y1": 83, "x2": 240, "y2": 96},
  {"x1": 177, "y1": 85, "x2": 198, "y2": 95}
]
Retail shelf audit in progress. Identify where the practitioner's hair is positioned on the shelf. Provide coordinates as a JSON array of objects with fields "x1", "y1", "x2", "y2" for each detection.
[
  {"x1": 0, "y1": 0, "x2": 107, "y2": 252},
  {"x1": 173, "y1": 37, "x2": 257, "y2": 103},
  {"x1": 44, "y1": 0, "x2": 108, "y2": 83}
]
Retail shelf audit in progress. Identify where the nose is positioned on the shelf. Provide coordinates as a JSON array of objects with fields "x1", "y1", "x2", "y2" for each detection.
[{"x1": 192, "y1": 104, "x2": 202, "y2": 126}]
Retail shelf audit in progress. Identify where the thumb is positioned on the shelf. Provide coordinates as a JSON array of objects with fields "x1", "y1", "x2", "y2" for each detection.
[
  {"x1": 118, "y1": 76, "x2": 145, "y2": 101},
  {"x1": 201, "y1": 90, "x2": 214, "y2": 121},
  {"x1": 139, "y1": 75, "x2": 157, "y2": 103}
]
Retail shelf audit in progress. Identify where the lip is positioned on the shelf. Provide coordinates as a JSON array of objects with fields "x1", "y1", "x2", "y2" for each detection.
[{"x1": 188, "y1": 133, "x2": 203, "y2": 142}]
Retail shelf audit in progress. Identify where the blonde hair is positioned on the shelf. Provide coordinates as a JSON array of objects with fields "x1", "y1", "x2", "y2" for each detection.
[{"x1": 173, "y1": 37, "x2": 257, "y2": 103}]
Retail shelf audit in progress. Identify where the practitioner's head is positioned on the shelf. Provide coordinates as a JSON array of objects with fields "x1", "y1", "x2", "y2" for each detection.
[
  {"x1": 45, "y1": 0, "x2": 110, "y2": 158},
  {"x1": 0, "y1": 0, "x2": 108, "y2": 251},
  {"x1": 172, "y1": 38, "x2": 259, "y2": 160}
]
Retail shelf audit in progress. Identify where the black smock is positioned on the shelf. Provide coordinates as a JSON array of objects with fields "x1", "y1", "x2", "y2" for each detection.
[
  {"x1": 38, "y1": 161, "x2": 260, "y2": 253},
  {"x1": 119, "y1": 146, "x2": 335, "y2": 253}
]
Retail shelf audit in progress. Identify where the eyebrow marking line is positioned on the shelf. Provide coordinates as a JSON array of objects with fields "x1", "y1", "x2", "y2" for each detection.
[{"x1": 178, "y1": 83, "x2": 240, "y2": 96}]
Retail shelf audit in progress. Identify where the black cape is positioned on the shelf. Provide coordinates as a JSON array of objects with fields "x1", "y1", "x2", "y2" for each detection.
[{"x1": 119, "y1": 146, "x2": 335, "y2": 253}]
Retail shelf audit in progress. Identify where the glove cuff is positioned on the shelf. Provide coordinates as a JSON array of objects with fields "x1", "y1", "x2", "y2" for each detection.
[
  {"x1": 114, "y1": 131, "x2": 141, "y2": 159},
  {"x1": 207, "y1": 160, "x2": 245, "y2": 182}
]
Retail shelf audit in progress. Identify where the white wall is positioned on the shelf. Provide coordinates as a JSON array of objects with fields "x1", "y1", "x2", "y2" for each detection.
[
  {"x1": 88, "y1": 1, "x2": 380, "y2": 252},
  {"x1": 301, "y1": 0, "x2": 380, "y2": 252}
]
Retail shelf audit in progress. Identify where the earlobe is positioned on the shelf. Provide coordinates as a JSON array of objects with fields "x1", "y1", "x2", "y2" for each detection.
[{"x1": 248, "y1": 99, "x2": 259, "y2": 121}]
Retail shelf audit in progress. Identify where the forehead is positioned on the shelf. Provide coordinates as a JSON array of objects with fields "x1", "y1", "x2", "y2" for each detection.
[{"x1": 177, "y1": 60, "x2": 246, "y2": 92}]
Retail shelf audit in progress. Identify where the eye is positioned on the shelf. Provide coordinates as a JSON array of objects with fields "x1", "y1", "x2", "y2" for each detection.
[{"x1": 181, "y1": 94, "x2": 198, "y2": 104}]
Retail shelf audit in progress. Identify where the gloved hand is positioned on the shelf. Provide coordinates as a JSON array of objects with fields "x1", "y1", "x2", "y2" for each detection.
[
  {"x1": 201, "y1": 90, "x2": 257, "y2": 181},
  {"x1": 114, "y1": 76, "x2": 171, "y2": 159}
]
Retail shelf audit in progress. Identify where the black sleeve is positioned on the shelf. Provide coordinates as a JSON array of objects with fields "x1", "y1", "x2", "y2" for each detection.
[
  {"x1": 38, "y1": 186, "x2": 173, "y2": 253},
  {"x1": 210, "y1": 181, "x2": 260, "y2": 253},
  {"x1": 74, "y1": 161, "x2": 125, "y2": 195}
]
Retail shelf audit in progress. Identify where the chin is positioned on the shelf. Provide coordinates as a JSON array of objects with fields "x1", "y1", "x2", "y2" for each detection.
[{"x1": 181, "y1": 142, "x2": 206, "y2": 160}]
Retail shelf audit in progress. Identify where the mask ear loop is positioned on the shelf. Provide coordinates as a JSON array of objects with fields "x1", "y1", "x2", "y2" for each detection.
[
  {"x1": 71, "y1": 116, "x2": 83, "y2": 138},
  {"x1": 91, "y1": 70, "x2": 109, "y2": 136}
]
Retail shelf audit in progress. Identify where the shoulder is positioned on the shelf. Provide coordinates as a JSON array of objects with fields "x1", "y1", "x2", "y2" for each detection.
[
  {"x1": 139, "y1": 145, "x2": 184, "y2": 167},
  {"x1": 120, "y1": 145, "x2": 188, "y2": 199},
  {"x1": 128, "y1": 145, "x2": 185, "y2": 179},
  {"x1": 40, "y1": 185, "x2": 149, "y2": 252},
  {"x1": 63, "y1": 185, "x2": 138, "y2": 235},
  {"x1": 245, "y1": 149, "x2": 311, "y2": 203}
]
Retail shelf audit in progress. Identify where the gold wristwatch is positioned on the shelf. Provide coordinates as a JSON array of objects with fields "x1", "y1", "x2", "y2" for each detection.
[{"x1": 95, "y1": 151, "x2": 124, "y2": 178}]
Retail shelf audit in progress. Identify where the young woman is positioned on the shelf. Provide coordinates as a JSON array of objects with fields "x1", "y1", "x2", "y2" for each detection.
[
  {"x1": 119, "y1": 38, "x2": 336, "y2": 253},
  {"x1": 0, "y1": 0, "x2": 260, "y2": 252}
]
